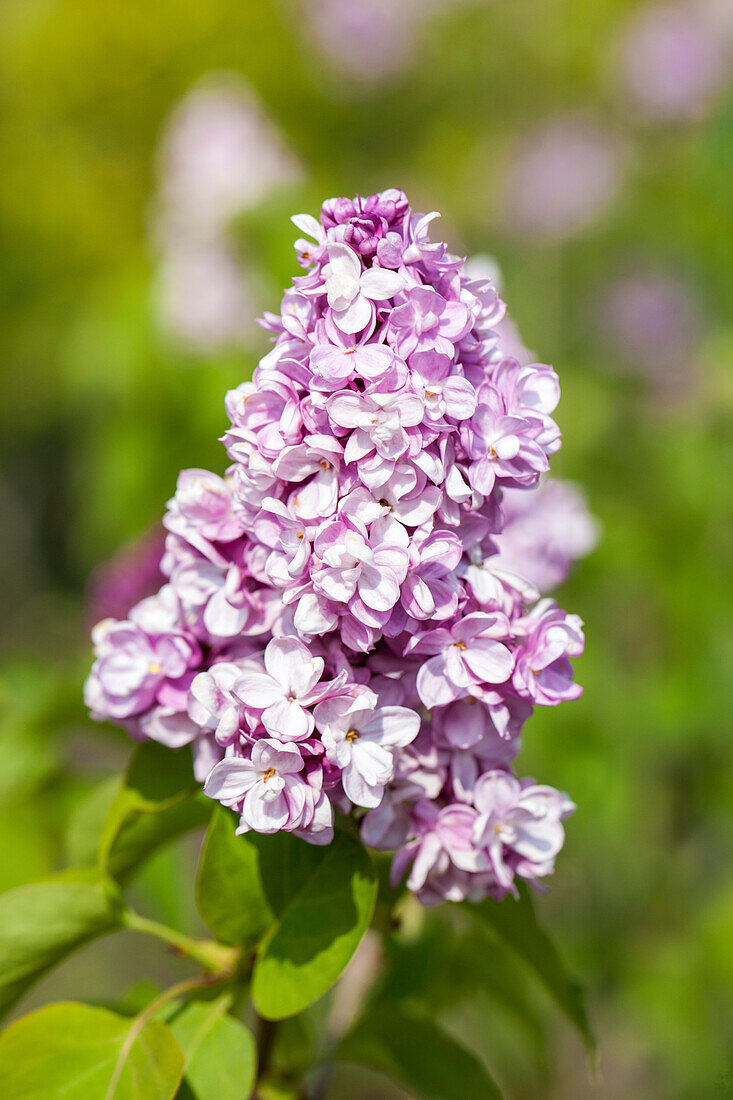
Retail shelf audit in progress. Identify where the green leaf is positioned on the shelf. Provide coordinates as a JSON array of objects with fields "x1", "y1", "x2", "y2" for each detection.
[
  {"x1": 65, "y1": 776, "x2": 122, "y2": 867},
  {"x1": 0, "y1": 1001, "x2": 184, "y2": 1099},
  {"x1": 100, "y1": 743, "x2": 212, "y2": 883},
  {"x1": 468, "y1": 885, "x2": 595, "y2": 1053},
  {"x1": 195, "y1": 807, "x2": 326, "y2": 947},
  {"x1": 252, "y1": 831, "x2": 378, "y2": 1020},
  {"x1": 170, "y1": 996, "x2": 257, "y2": 1100},
  {"x1": 375, "y1": 917, "x2": 547, "y2": 1061},
  {"x1": 0, "y1": 873, "x2": 122, "y2": 1018},
  {"x1": 337, "y1": 1005, "x2": 503, "y2": 1100}
]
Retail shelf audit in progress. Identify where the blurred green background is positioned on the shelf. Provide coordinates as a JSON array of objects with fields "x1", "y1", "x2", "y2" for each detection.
[{"x1": 1, "y1": 0, "x2": 732, "y2": 1096}]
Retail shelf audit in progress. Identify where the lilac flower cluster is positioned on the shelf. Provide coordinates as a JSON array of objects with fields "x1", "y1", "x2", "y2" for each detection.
[{"x1": 86, "y1": 189, "x2": 590, "y2": 904}]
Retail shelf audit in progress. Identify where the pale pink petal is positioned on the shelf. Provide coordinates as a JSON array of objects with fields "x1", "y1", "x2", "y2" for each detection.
[
  {"x1": 264, "y1": 636, "x2": 322, "y2": 696},
  {"x1": 361, "y1": 705, "x2": 420, "y2": 748},
  {"x1": 262, "y1": 696, "x2": 314, "y2": 741},
  {"x1": 342, "y1": 763, "x2": 385, "y2": 809},
  {"x1": 326, "y1": 242, "x2": 361, "y2": 280},
  {"x1": 234, "y1": 671, "x2": 283, "y2": 708},
  {"x1": 359, "y1": 266, "x2": 406, "y2": 301},
  {"x1": 316, "y1": 565, "x2": 359, "y2": 603},
  {"x1": 204, "y1": 758, "x2": 258, "y2": 801},
  {"x1": 443, "y1": 376, "x2": 477, "y2": 419},
  {"x1": 463, "y1": 639, "x2": 514, "y2": 685},
  {"x1": 358, "y1": 565, "x2": 400, "y2": 612},
  {"x1": 243, "y1": 785, "x2": 290, "y2": 833},
  {"x1": 334, "y1": 294, "x2": 373, "y2": 334},
  {"x1": 394, "y1": 393, "x2": 425, "y2": 427},
  {"x1": 416, "y1": 654, "x2": 459, "y2": 708},
  {"x1": 353, "y1": 345, "x2": 395, "y2": 378},
  {"x1": 327, "y1": 391, "x2": 371, "y2": 429}
]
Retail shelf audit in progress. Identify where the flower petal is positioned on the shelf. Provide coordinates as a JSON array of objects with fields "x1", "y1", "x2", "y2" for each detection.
[
  {"x1": 234, "y1": 672, "x2": 282, "y2": 708},
  {"x1": 326, "y1": 241, "x2": 361, "y2": 280},
  {"x1": 204, "y1": 758, "x2": 258, "y2": 801},
  {"x1": 332, "y1": 293, "x2": 371, "y2": 333},
  {"x1": 463, "y1": 639, "x2": 514, "y2": 684},
  {"x1": 360, "y1": 266, "x2": 406, "y2": 301}
]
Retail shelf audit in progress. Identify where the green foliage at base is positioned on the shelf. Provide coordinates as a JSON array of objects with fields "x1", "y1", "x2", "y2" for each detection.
[
  {"x1": 0, "y1": 1002, "x2": 184, "y2": 1100},
  {"x1": 0, "y1": 742, "x2": 593, "y2": 1099}
]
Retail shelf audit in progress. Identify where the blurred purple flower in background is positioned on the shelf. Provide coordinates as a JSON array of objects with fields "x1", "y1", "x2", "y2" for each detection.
[
  {"x1": 300, "y1": 0, "x2": 481, "y2": 85},
  {"x1": 498, "y1": 115, "x2": 627, "y2": 241},
  {"x1": 494, "y1": 479, "x2": 599, "y2": 593},
  {"x1": 87, "y1": 529, "x2": 165, "y2": 626},
  {"x1": 300, "y1": 0, "x2": 421, "y2": 83},
  {"x1": 156, "y1": 76, "x2": 301, "y2": 239},
  {"x1": 596, "y1": 270, "x2": 704, "y2": 394},
  {"x1": 152, "y1": 75, "x2": 302, "y2": 351},
  {"x1": 156, "y1": 241, "x2": 263, "y2": 352},
  {"x1": 616, "y1": 1, "x2": 732, "y2": 123}
]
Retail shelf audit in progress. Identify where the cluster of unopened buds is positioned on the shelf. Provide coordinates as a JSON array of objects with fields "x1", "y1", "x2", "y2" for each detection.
[{"x1": 86, "y1": 189, "x2": 596, "y2": 905}]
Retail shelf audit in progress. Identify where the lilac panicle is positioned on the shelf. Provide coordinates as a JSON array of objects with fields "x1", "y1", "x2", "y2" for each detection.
[{"x1": 86, "y1": 189, "x2": 595, "y2": 904}]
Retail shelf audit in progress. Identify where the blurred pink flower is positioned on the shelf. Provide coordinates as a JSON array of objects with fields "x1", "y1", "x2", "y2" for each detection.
[
  {"x1": 156, "y1": 76, "x2": 301, "y2": 239},
  {"x1": 301, "y1": 0, "x2": 421, "y2": 83},
  {"x1": 152, "y1": 75, "x2": 302, "y2": 351},
  {"x1": 499, "y1": 115, "x2": 626, "y2": 241},
  {"x1": 87, "y1": 530, "x2": 165, "y2": 627},
  {"x1": 156, "y1": 240, "x2": 260, "y2": 350},
  {"x1": 597, "y1": 271, "x2": 704, "y2": 392},
  {"x1": 616, "y1": 1, "x2": 732, "y2": 123},
  {"x1": 493, "y1": 479, "x2": 599, "y2": 592}
]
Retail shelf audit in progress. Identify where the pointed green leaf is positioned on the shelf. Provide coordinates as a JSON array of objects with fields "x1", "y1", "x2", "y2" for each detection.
[
  {"x1": 337, "y1": 1005, "x2": 503, "y2": 1100},
  {"x1": 0, "y1": 1002, "x2": 184, "y2": 1099},
  {"x1": 195, "y1": 807, "x2": 326, "y2": 946},
  {"x1": 469, "y1": 885, "x2": 594, "y2": 1052},
  {"x1": 252, "y1": 831, "x2": 377, "y2": 1020},
  {"x1": 0, "y1": 873, "x2": 122, "y2": 1018},
  {"x1": 100, "y1": 743, "x2": 212, "y2": 883},
  {"x1": 170, "y1": 996, "x2": 257, "y2": 1100}
]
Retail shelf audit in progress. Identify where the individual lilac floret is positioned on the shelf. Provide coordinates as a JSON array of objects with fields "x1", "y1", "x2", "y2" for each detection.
[
  {"x1": 472, "y1": 771, "x2": 575, "y2": 892},
  {"x1": 86, "y1": 616, "x2": 201, "y2": 722},
  {"x1": 315, "y1": 693, "x2": 420, "y2": 808},
  {"x1": 234, "y1": 636, "x2": 337, "y2": 740},
  {"x1": 87, "y1": 187, "x2": 592, "y2": 895},
  {"x1": 205, "y1": 739, "x2": 326, "y2": 838}
]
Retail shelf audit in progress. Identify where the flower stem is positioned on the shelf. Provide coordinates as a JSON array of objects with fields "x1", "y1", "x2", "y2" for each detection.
[
  {"x1": 121, "y1": 907, "x2": 241, "y2": 973},
  {"x1": 254, "y1": 1013, "x2": 278, "y2": 1083}
]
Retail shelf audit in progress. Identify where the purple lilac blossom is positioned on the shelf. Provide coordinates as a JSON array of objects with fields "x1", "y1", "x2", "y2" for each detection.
[{"x1": 87, "y1": 189, "x2": 592, "y2": 905}]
